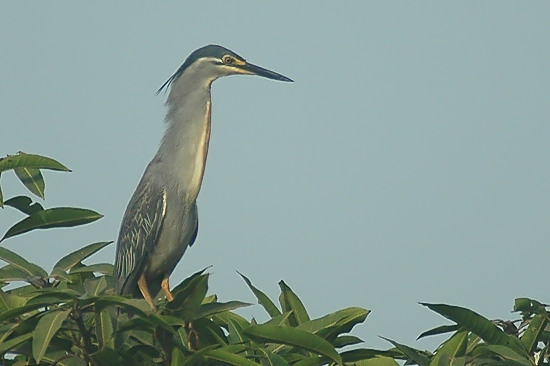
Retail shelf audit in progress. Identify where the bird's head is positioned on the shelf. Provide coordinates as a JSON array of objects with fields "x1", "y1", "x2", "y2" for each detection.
[{"x1": 157, "y1": 44, "x2": 293, "y2": 94}]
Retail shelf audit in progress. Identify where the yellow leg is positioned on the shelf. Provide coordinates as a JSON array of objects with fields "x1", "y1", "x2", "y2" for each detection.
[
  {"x1": 138, "y1": 273, "x2": 157, "y2": 311},
  {"x1": 161, "y1": 275, "x2": 174, "y2": 301}
]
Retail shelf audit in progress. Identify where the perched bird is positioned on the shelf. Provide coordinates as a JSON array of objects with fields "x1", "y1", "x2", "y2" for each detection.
[{"x1": 114, "y1": 45, "x2": 292, "y2": 310}]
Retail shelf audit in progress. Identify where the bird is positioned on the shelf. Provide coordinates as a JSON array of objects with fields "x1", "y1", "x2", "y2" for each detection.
[{"x1": 114, "y1": 45, "x2": 293, "y2": 311}]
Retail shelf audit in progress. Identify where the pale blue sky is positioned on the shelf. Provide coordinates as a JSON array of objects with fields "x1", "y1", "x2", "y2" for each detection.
[{"x1": 1, "y1": 2, "x2": 548, "y2": 350}]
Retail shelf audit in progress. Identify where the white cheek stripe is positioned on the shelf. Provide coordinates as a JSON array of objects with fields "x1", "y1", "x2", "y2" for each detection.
[{"x1": 189, "y1": 100, "x2": 211, "y2": 191}]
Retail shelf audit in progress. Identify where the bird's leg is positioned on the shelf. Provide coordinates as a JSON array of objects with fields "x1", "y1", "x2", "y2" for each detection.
[
  {"x1": 137, "y1": 273, "x2": 157, "y2": 312},
  {"x1": 161, "y1": 275, "x2": 174, "y2": 301}
]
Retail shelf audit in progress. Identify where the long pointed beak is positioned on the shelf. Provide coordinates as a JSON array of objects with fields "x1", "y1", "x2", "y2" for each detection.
[{"x1": 240, "y1": 62, "x2": 293, "y2": 82}]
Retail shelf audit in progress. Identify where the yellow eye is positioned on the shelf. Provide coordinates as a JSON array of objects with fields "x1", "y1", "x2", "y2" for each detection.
[{"x1": 222, "y1": 55, "x2": 235, "y2": 65}]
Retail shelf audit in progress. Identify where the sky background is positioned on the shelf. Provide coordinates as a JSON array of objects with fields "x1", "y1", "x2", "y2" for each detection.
[{"x1": 1, "y1": 2, "x2": 548, "y2": 351}]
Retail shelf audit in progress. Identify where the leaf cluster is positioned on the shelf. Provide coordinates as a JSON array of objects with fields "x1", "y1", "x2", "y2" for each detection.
[
  {"x1": 383, "y1": 299, "x2": 550, "y2": 365},
  {"x1": 0, "y1": 243, "x2": 381, "y2": 365},
  {"x1": 0, "y1": 153, "x2": 381, "y2": 365},
  {"x1": 0, "y1": 152, "x2": 549, "y2": 365}
]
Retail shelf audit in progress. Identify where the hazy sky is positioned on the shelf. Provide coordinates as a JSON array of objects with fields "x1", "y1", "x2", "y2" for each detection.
[{"x1": 1, "y1": 2, "x2": 548, "y2": 350}]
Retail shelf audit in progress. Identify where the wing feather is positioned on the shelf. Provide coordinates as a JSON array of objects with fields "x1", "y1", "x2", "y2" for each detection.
[{"x1": 114, "y1": 179, "x2": 166, "y2": 295}]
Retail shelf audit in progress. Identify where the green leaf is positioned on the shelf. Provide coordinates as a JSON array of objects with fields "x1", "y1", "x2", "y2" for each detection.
[
  {"x1": 23, "y1": 290, "x2": 77, "y2": 310},
  {"x1": 65, "y1": 265, "x2": 95, "y2": 287},
  {"x1": 115, "y1": 317, "x2": 157, "y2": 335},
  {"x1": 195, "y1": 317, "x2": 228, "y2": 346},
  {"x1": 7, "y1": 284, "x2": 37, "y2": 297},
  {"x1": 158, "y1": 314, "x2": 186, "y2": 326},
  {"x1": 32, "y1": 308, "x2": 71, "y2": 364},
  {"x1": 0, "y1": 152, "x2": 70, "y2": 173},
  {"x1": 238, "y1": 271, "x2": 281, "y2": 318},
  {"x1": 436, "y1": 355, "x2": 466, "y2": 366},
  {"x1": 0, "y1": 264, "x2": 37, "y2": 282},
  {"x1": 94, "y1": 296, "x2": 151, "y2": 318},
  {"x1": 25, "y1": 289, "x2": 78, "y2": 304},
  {"x1": 521, "y1": 313, "x2": 547, "y2": 353},
  {"x1": 0, "y1": 291, "x2": 27, "y2": 313},
  {"x1": 99, "y1": 298, "x2": 176, "y2": 335},
  {"x1": 171, "y1": 266, "x2": 210, "y2": 293},
  {"x1": 14, "y1": 167, "x2": 45, "y2": 199},
  {"x1": 197, "y1": 301, "x2": 251, "y2": 319},
  {"x1": 280, "y1": 353, "x2": 309, "y2": 363},
  {"x1": 227, "y1": 317, "x2": 248, "y2": 345},
  {"x1": 292, "y1": 356, "x2": 328, "y2": 366},
  {"x1": 1, "y1": 207, "x2": 103, "y2": 241},
  {"x1": 352, "y1": 356, "x2": 400, "y2": 366},
  {"x1": 211, "y1": 310, "x2": 251, "y2": 332},
  {"x1": 215, "y1": 344, "x2": 248, "y2": 354},
  {"x1": 4, "y1": 196, "x2": 44, "y2": 215},
  {"x1": 0, "y1": 246, "x2": 48, "y2": 278},
  {"x1": 340, "y1": 348, "x2": 403, "y2": 363},
  {"x1": 243, "y1": 324, "x2": 342, "y2": 365},
  {"x1": 145, "y1": 313, "x2": 178, "y2": 335},
  {"x1": 70, "y1": 263, "x2": 114, "y2": 275},
  {"x1": 0, "y1": 303, "x2": 54, "y2": 322},
  {"x1": 0, "y1": 180, "x2": 3, "y2": 208},
  {"x1": 52, "y1": 241, "x2": 112, "y2": 275},
  {"x1": 176, "y1": 326, "x2": 189, "y2": 350},
  {"x1": 180, "y1": 345, "x2": 217, "y2": 366},
  {"x1": 202, "y1": 294, "x2": 217, "y2": 304},
  {"x1": 482, "y1": 345, "x2": 532, "y2": 365},
  {"x1": 40, "y1": 352, "x2": 83, "y2": 366},
  {"x1": 256, "y1": 347, "x2": 290, "y2": 366},
  {"x1": 0, "y1": 321, "x2": 33, "y2": 349},
  {"x1": 332, "y1": 335, "x2": 364, "y2": 348},
  {"x1": 465, "y1": 333, "x2": 482, "y2": 354},
  {"x1": 171, "y1": 347, "x2": 185, "y2": 366},
  {"x1": 421, "y1": 303, "x2": 527, "y2": 355},
  {"x1": 297, "y1": 354, "x2": 399, "y2": 366},
  {"x1": 417, "y1": 324, "x2": 459, "y2": 340},
  {"x1": 429, "y1": 330, "x2": 468, "y2": 366},
  {"x1": 0, "y1": 332, "x2": 33, "y2": 354},
  {"x1": 168, "y1": 273, "x2": 209, "y2": 318},
  {"x1": 297, "y1": 307, "x2": 370, "y2": 340},
  {"x1": 278, "y1": 280, "x2": 309, "y2": 326},
  {"x1": 265, "y1": 311, "x2": 294, "y2": 326},
  {"x1": 381, "y1": 337, "x2": 430, "y2": 366},
  {"x1": 30, "y1": 287, "x2": 81, "y2": 298},
  {"x1": 84, "y1": 276, "x2": 110, "y2": 296},
  {"x1": 514, "y1": 298, "x2": 547, "y2": 315},
  {"x1": 205, "y1": 349, "x2": 261, "y2": 366},
  {"x1": 91, "y1": 348, "x2": 126, "y2": 366},
  {"x1": 96, "y1": 309, "x2": 114, "y2": 349},
  {"x1": 128, "y1": 345, "x2": 161, "y2": 364}
]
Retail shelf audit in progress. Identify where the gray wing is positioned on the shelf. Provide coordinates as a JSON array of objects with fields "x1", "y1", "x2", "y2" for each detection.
[
  {"x1": 114, "y1": 178, "x2": 166, "y2": 295},
  {"x1": 189, "y1": 212, "x2": 199, "y2": 247}
]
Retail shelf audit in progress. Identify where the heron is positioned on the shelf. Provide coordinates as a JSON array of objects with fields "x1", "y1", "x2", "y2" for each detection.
[{"x1": 114, "y1": 45, "x2": 292, "y2": 311}]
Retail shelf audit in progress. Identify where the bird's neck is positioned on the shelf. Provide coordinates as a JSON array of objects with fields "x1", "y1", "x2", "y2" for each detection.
[{"x1": 156, "y1": 83, "x2": 213, "y2": 202}]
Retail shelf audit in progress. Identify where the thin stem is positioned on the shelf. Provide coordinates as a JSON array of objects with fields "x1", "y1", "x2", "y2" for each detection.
[{"x1": 71, "y1": 305, "x2": 96, "y2": 366}]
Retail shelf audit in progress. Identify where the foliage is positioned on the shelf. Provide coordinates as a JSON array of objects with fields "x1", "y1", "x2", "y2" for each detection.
[{"x1": 0, "y1": 152, "x2": 548, "y2": 365}]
